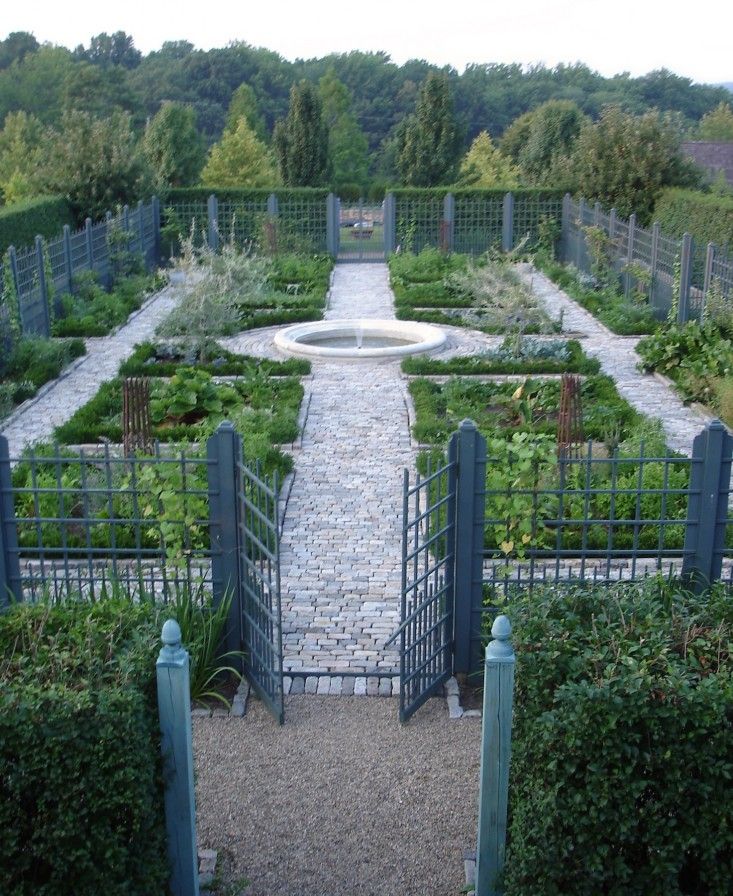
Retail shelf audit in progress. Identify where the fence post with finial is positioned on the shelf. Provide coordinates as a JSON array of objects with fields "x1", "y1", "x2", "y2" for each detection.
[{"x1": 475, "y1": 614, "x2": 516, "y2": 896}]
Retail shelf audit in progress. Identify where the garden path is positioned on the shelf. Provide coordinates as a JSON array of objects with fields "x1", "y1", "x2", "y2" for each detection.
[
  {"x1": 0, "y1": 282, "x2": 185, "y2": 457},
  {"x1": 516, "y1": 264, "x2": 711, "y2": 455}
]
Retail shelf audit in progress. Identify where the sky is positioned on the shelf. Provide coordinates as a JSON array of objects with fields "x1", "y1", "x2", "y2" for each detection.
[{"x1": 3, "y1": 0, "x2": 732, "y2": 85}]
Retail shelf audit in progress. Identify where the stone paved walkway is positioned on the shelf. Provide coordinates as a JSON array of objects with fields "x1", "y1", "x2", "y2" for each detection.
[
  {"x1": 275, "y1": 266, "x2": 410, "y2": 693},
  {"x1": 1, "y1": 283, "x2": 184, "y2": 456},
  {"x1": 516, "y1": 264, "x2": 711, "y2": 455}
]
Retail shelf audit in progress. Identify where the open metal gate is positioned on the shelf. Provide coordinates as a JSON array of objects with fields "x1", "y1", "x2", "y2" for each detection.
[
  {"x1": 387, "y1": 454, "x2": 456, "y2": 722},
  {"x1": 236, "y1": 457, "x2": 284, "y2": 724},
  {"x1": 337, "y1": 200, "x2": 385, "y2": 262}
]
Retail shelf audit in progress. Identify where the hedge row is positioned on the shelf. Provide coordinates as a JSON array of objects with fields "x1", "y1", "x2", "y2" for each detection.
[
  {"x1": 165, "y1": 186, "x2": 331, "y2": 203},
  {"x1": 0, "y1": 195, "x2": 74, "y2": 255},
  {"x1": 504, "y1": 581, "x2": 733, "y2": 895},
  {"x1": 653, "y1": 187, "x2": 733, "y2": 250},
  {"x1": 0, "y1": 600, "x2": 168, "y2": 896},
  {"x1": 390, "y1": 187, "x2": 567, "y2": 201}
]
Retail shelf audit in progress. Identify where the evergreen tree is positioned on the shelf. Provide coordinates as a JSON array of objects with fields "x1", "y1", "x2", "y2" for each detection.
[
  {"x1": 143, "y1": 102, "x2": 205, "y2": 189},
  {"x1": 318, "y1": 70, "x2": 369, "y2": 193},
  {"x1": 396, "y1": 73, "x2": 461, "y2": 186},
  {"x1": 273, "y1": 81, "x2": 331, "y2": 186},
  {"x1": 455, "y1": 131, "x2": 520, "y2": 188},
  {"x1": 200, "y1": 118, "x2": 279, "y2": 187}
]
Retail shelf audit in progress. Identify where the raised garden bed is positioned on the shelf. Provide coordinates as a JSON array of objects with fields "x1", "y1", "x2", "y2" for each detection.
[
  {"x1": 0, "y1": 336, "x2": 86, "y2": 422},
  {"x1": 409, "y1": 374, "x2": 641, "y2": 446},
  {"x1": 389, "y1": 249, "x2": 557, "y2": 335},
  {"x1": 120, "y1": 341, "x2": 311, "y2": 378},
  {"x1": 537, "y1": 256, "x2": 659, "y2": 335},
  {"x1": 52, "y1": 367, "x2": 303, "y2": 479},
  {"x1": 401, "y1": 338, "x2": 600, "y2": 377},
  {"x1": 52, "y1": 272, "x2": 165, "y2": 337}
]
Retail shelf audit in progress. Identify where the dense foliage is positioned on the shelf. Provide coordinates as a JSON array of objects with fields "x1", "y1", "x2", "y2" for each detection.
[
  {"x1": 0, "y1": 194, "x2": 73, "y2": 254},
  {"x1": 636, "y1": 321, "x2": 733, "y2": 426},
  {"x1": 504, "y1": 580, "x2": 733, "y2": 896},
  {"x1": 0, "y1": 599, "x2": 168, "y2": 895},
  {"x1": 0, "y1": 31, "x2": 730, "y2": 195},
  {"x1": 653, "y1": 187, "x2": 733, "y2": 250},
  {"x1": 0, "y1": 336, "x2": 86, "y2": 421}
]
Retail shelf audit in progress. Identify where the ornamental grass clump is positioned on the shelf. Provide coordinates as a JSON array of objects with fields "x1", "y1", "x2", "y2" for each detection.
[{"x1": 446, "y1": 256, "x2": 556, "y2": 333}]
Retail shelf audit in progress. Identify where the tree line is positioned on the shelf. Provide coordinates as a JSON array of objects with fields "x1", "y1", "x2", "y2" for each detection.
[{"x1": 0, "y1": 30, "x2": 732, "y2": 223}]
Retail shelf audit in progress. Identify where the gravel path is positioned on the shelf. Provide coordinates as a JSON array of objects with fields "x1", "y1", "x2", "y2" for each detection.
[{"x1": 193, "y1": 696, "x2": 481, "y2": 896}]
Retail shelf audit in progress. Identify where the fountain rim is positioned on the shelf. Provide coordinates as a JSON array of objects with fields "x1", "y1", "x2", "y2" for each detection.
[{"x1": 273, "y1": 318, "x2": 446, "y2": 359}]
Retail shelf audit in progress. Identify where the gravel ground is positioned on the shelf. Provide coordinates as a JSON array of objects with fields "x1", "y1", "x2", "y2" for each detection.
[{"x1": 193, "y1": 695, "x2": 481, "y2": 896}]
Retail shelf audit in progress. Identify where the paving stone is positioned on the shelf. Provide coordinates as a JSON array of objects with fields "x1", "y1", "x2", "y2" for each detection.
[{"x1": 447, "y1": 694, "x2": 464, "y2": 720}]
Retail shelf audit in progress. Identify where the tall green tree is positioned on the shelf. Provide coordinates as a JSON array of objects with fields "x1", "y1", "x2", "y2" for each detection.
[
  {"x1": 698, "y1": 102, "x2": 733, "y2": 141},
  {"x1": 42, "y1": 110, "x2": 151, "y2": 220},
  {"x1": 143, "y1": 102, "x2": 205, "y2": 189},
  {"x1": 570, "y1": 106, "x2": 699, "y2": 222},
  {"x1": 318, "y1": 70, "x2": 369, "y2": 192},
  {"x1": 0, "y1": 32, "x2": 39, "y2": 69},
  {"x1": 74, "y1": 32, "x2": 142, "y2": 70},
  {"x1": 455, "y1": 131, "x2": 520, "y2": 188},
  {"x1": 515, "y1": 99, "x2": 586, "y2": 183},
  {"x1": 200, "y1": 118, "x2": 279, "y2": 187},
  {"x1": 225, "y1": 83, "x2": 268, "y2": 142},
  {"x1": 0, "y1": 111, "x2": 47, "y2": 203},
  {"x1": 273, "y1": 81, "x2": 331, "y2": 186},
  {"x1": 396, "y1": 72, "x2": 461, "y2": 186}
]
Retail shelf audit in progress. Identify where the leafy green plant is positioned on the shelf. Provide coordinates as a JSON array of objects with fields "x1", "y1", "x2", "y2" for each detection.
[
  {"x1": 150, "y1": 368, "x2": 240, "y2": 425},
  {"x1": 168, "y1": 585, "x2": 243, "y2": 707},
  {"x1": 636, "y1": 320, "x2": 733, "y2": 404}
]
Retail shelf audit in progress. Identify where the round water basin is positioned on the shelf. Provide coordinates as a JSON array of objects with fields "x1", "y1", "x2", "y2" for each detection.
[{"x1": 274, "y1": 319, "x2": 446, "y2": 360}]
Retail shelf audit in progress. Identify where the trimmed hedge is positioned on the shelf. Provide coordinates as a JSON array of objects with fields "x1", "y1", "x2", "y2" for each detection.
[
  {"x1": 653, "y1": 187, "x2": 733, "y2": 250},
  {"x1": 401, "y1": 339, "x2": 600, "y2": 376},
  {"x1": 504, "y1": 581, "x2": 733, "y2": 896},
  {"x1": 120, "y1": 341, "x2": 310, "y2": 378},
  {"x1": 0, "y1": 195, "x2": 74, "y2": 256},
  {"x1": 0, "y1": 600, "x2": 167, "y2": 896},
  {"x1": 389, "y1": 187, "x2": 566, "y2": 201},
  {"x1": 166, "y1": 186, "x2": 331, "y2": 203}
]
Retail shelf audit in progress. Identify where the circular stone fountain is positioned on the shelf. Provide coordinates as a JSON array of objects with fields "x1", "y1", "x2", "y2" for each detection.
[{"x1": 274, "y1": 318, "x2": 446, "y2": 361}]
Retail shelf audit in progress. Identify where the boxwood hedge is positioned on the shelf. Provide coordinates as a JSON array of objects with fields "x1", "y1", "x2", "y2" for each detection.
[
  {"x1": 0, "y1": 600, "x2": 168, "y2": 896},
  {"x1": 503, "y1": 580, "x2": 733, "y2": 896}
]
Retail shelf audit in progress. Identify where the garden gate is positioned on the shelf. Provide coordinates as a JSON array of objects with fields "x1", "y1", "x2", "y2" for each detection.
[
  {"x1": 391, "y1": 417, "x2": 733, "y2": 721},
  {"x1": 337, "y1": 200, "x2": 385, "y2": 262},
  {"x1": 207, "y1": 423, "x2": 286, "y2": 723},
  {"x1": 387, "y1": 432, "x2": 459, "y2": 721}
]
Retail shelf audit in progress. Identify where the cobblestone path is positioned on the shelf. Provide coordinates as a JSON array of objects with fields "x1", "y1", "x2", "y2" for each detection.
[{"x1": 277, "y1": 265, "x2": 411, "y2": 694}]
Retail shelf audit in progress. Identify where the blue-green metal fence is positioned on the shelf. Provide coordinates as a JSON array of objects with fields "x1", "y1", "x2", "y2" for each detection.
[
  {"x1": 0, "y1": 199, "x2": 162, "y2": 341},
  {"x1": 560, "y1": 195, "x2": 733, "y2": 324},
  {"x1": 399, "y1": 419, "x2": 733, "y2": 687},
  {"x1": 0, "y1": 421, "x2": 284, "y2": 723}
]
